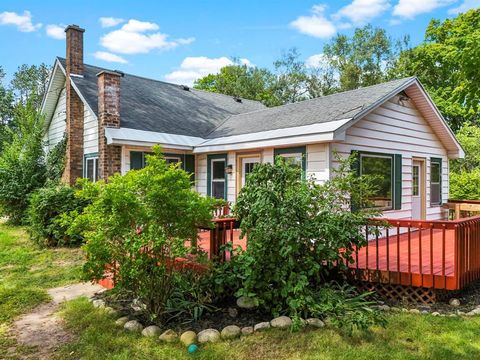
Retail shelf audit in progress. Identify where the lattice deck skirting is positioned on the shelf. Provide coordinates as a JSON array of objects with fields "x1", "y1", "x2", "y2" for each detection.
[{"x1": 353, "y1": 281, "x2": 450, "y2": 304}]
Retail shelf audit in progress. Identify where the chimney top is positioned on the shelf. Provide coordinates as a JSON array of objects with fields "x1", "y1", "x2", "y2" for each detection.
[
  {"x1": 65, "y1": 24, "x2": 85, "y2": 33},
  {"x1": 96, "y1": 70, "x2": 123, "y2": 78}
]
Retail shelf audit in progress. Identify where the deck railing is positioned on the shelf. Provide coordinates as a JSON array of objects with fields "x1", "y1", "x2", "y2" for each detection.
[{"x1": 351, "y1": 215, "x2": 480, "y2": 290}]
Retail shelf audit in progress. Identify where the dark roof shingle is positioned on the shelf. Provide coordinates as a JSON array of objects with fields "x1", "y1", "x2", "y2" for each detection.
[
  {"x1": 206, "y1": 77, "x2": 415, "y2": 138},
  {"x1": 58, "y1": 57, "x2": 265, "y2": 138}
]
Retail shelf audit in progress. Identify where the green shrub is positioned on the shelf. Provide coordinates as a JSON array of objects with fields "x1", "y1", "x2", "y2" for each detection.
[
  {"x1": 233, "y1": 155, "x2": 382, "y2": 327},
  {"x1": 450, "y1": 170, "x2": 480, "y2": 201},
  {"x1": 79, "y1": 147, "x2": 216, "y2": 321},
  {"x1": 27, "y1": 184, "x2": 87, "y2": 247},
  {"x1": 0, "y1": 103, "x2": 46, "y2": 224}
]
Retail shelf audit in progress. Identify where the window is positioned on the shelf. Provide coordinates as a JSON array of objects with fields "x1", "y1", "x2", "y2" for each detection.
[
  {"x1": 360, "y1": 154, "x2": 393, "y2": 210},
  {"x1": 412, "y1": 165, "x2": 419, "y2": 196},
  {"x1": 207, "y1": 154, "x2": 227, "y2": 200},
  {"x1": 84, "y1": 155, "x2": 99, "y2": 182},
  {"x1": 211, "y1": 159, "x2": 226, "y2": 199},
  {"x1": 129, "y1": 151, "x2": 194, "y2": 178},
  {"x1": 430, "y1": 158, "x2": 442, "y2": 205},
  {"x1": 274, "y1": 146, "x2": 306, "y2": 177}
]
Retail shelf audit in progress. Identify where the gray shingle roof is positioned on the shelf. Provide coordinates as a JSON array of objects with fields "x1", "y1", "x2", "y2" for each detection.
[
  {"x1": 206, "y1": 77, "x2": 416, "y2": 138},
  {"x1": 58, "y1": 57, "x2": 265, "y2": 138}
]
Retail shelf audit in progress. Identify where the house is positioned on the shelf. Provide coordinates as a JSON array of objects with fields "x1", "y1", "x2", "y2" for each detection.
[{"x1": 42, "y1": 25, "x2": 464, "y2": 224}]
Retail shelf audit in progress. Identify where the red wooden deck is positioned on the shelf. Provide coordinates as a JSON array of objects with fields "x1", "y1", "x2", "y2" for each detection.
[{"x1": 350, "y1": 228, "x2": 457, "y2": 290}]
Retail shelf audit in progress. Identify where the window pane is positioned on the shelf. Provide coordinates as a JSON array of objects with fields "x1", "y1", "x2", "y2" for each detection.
[
  {"x1": 166, "y1": 157, "x2": 180, "y2": 165},
  {"x1": 431, "y1": 162, "x2": 440, "y2": 183},
  {"x1": 86, "y1": 159, "x2": 94, "y2": 182},
  {"x1": 412, "y1": 166, "x2": 419, "y2": 196},
  {"x1": 212, "y1": 160, "x2": 225, "y2": 180},
  {"x1": 212, "y1": 181, "x2": 225, "y2": 199},
  {"x1": 431, "y1": 183, "x2": 440, "y2": 204},
  {"x1": 281, "y1": 154, "x2": 302, "y2": 168},
  {"x1": 361, "y1": 155, "x2": 392, "y2": 209}
]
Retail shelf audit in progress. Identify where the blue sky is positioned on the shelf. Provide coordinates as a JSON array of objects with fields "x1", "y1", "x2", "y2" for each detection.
[{"x1": 0, "y1": 0, "x2": 478, "y2": 85}]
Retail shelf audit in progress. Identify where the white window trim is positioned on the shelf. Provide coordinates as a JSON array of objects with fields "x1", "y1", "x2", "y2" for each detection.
[{"x1": 211, "y1": 158, "x2": 226, "y2": 198}]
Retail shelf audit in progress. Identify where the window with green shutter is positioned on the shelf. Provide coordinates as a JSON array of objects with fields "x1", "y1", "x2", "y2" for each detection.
[{"x1": 353, "y1": 151, "x2": 402, "y2": 211}]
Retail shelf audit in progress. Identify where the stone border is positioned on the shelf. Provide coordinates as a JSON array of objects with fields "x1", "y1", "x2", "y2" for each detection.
[{"x1": 113, "y1": 314, "x2": 326, "y2": 345}]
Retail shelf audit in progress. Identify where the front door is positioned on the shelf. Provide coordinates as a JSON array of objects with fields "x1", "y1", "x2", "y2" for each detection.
[{"x1": 412, "y1": 159, "x2": 425, "y2": 219}]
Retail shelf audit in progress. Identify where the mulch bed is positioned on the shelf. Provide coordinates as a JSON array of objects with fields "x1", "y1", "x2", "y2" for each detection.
[{"x1": 94, "y1": 291, "x2": 271, "y2": 333}]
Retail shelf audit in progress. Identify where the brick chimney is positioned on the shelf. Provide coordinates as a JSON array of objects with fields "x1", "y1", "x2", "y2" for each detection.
[
  {"x1": 62, "y1": 25, "x2": 85, "y2": 185},
  {"x1": 97, "y1": 70, "x2": 122, "y2": 180}
]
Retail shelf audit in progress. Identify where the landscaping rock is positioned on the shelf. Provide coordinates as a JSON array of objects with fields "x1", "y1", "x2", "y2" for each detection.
[
  {"x1": 378, "y1": 305, "x2": 390, "y2": 311},
  {"x1": 449, "y1": 298, "x2": 461, "y2": 307},
  {"x1": 115, "y1": 316, "x2": 130, "y2": 326},
  {"x1": 131, "y1": 299, "x2": 146, "y2": 312},
  {"x1": 236, "y1": 296, "x2": 257, "y2": 309},
  {"x1": 228, "y1": 307, "x2": 238, "y2": 318},
  {"x1": 124, "y1": 320, "x2": 143, "y2": 332},
  {"x1": 270, "y1": 316, "x2": 292, "y2": 329},
  {"x1": 92, "y1": 299, "x2": 105, "y2": 308},
  {"x1": 432, "y1": 312, "x2": 440, "y2": 317},
  {"x1": 409, "y1": 309, "x2": 420, "y2": 314},
  {"x1": 180, "y1": 331, "x2": 197, "y2": 346},
  {"x1": 142, "y1": 325, "x2": 161, "y2": 337},
  {"x1": 104, "y1": 307, "x2": 118, "y2": 316},
  {"x1": 241, "y1": 326, "x2": 254, "y2": 335},
  {"x1": 253, "y1": 322, "x2": 270, "y2": 332},
  {"x1": 221, "y1": 325, "x2": 241, "y2": 339},
  {"x1": 198, "y1": 329, "x2": 221, "y2": 344},
  {"x1": 390, "y1": 307, "x2": 401, "y2": 312},
  {"x1": 159, "y1": 329, "x2": 178, "y2": 343},
  {"x1": 466, "y1": 308, "x2": 480, "y2": 316},
  {"x1": 448, "y1": 313, "x2": 458, "y2": 318},
  {"x1": 306, "y1": 318, "x2": 325, "y2": 328}
]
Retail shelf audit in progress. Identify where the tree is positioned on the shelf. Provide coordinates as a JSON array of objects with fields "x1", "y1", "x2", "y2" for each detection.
[
  {"x1": 0, "y1": 66, "x2": 14, "y2": 151},
  {"x1": 194, "y1": 63, "x2": 280, "y2": 106},
  {"x1": 0, "y1": 102, "x2": 46, "y2": 224},
  {"x1": 10, "y1": 63, "x2": 51, "y2": 109},
  {"x1": 393, "y1": 9, "x2": 480, "y2": 130},
  {"x1": 324, "y1": 25, "x2": 406, "y2": 91}
]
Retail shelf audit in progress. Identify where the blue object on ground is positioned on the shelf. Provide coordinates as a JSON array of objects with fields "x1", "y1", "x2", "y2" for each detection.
[{"x1": 187, "y1": 344, "x2": 199, "y2": 353}]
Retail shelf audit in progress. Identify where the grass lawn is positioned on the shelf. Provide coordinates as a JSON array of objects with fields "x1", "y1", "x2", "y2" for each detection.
[
  {"x1": 57, "y1": 298, "x2": 480, "y2": 360},
  {"x1": 0, "y1": 222, "x2": 83, "y2": 358},
  {"x1": 1, "y1": 221, "x2": 480, "y2": 360}
]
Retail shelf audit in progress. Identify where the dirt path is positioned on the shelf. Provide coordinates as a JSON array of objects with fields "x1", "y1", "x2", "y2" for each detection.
[{"x1": 10, "y1": 282, "x2": 104, "y2": 359}]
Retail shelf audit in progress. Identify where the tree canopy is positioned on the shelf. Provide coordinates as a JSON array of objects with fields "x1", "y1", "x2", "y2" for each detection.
[{"x1": 393, "y1": 8, "x2": 480, "y2": 130}]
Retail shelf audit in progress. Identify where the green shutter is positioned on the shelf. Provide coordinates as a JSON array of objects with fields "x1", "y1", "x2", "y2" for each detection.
[
  {"x1": 394, "y1": 154, "x2": 402, "y2": 210},
  {"x1": 130, "y1": 151, "x2": 143, "y2": 170},
  {"x1": 184, "y1": 154, "x2": 195, "y2": 182}
]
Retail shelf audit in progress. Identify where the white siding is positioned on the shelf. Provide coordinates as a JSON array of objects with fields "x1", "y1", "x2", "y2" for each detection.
[
  {"x1": 83, "y1": 107, "x2": 98, "y2": 155},
  {"x1": 44, "y1": 87, "x2": 66, "y2": 152},
  {"x1": 331, "y1": 96, "x2": 449, "y2": 221},
  {"x1": 196, "y1": 144, "x2": 329, "y2": 202},
  {"x1": 307, "y1": 143, "x2": 329, "y2": 184}
]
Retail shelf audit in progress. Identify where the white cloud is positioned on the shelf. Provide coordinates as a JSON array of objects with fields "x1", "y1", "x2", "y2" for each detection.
[
  {"x1": 305, "y1": 53, "x2": 329, "y2": 69},
  {"x1": 164, "y1": 56, "x2": 251, "y2": 86},
  {"x1": 448, "y1": 0, "x2": 480, "y2": 14},
  {"x1": 99, "y1": 17, "x2": 124, "y2": 28},
  {"x1": 334, "y1": 0, "x2": 391, "y2": 25},
  {"x1": 94, "y1": 51, "x2": 128, "y2": 64},
  {"x1": 290, "y1": 4, "x2": 336, "y2": 38},
  {"x1": 393, "y1": 0, "x2": 456, "y2": 19},
  {"x1": 100, "y1": 19, "x2": 194, "y2": 54},
  {"x1": 0, "y1": 10, "x2": 41, "y2": 32},
  {"x1": 45, "y1": 24, "x2": 65, "y2": 40}
]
